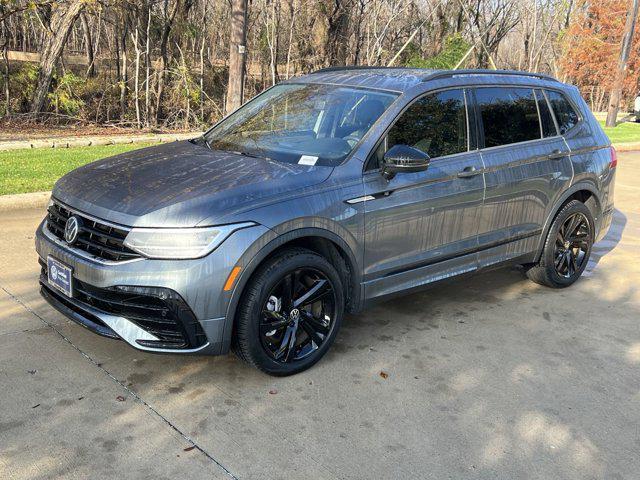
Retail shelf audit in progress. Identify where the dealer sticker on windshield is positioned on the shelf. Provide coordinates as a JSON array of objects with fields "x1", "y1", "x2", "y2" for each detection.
[
  {"x1": 47, "y1": 256, "x2": 73, "y2": 298},
  {"x1": 298, "y1": 155, "x2": 318, "y2": 166}
]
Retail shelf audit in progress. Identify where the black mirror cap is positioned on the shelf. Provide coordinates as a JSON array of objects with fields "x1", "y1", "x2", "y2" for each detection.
[{"x1": 382, "y1": 144, "x2": 430, "y2": 179}]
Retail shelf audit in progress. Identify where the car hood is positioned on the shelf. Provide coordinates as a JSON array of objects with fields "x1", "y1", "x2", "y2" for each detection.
[{"x1": 53, "y1": 140, "x2": 333, "y2": 227}]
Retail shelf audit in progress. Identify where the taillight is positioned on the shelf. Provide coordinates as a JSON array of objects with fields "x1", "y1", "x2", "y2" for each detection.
[{"x1": 609, "y1": 146, "x2": 618, "y2": 168}]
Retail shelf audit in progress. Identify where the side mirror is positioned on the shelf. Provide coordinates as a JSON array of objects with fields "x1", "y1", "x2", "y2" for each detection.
[{"x1": 381, "y1": 144, "x2": 430, "y2": 180}]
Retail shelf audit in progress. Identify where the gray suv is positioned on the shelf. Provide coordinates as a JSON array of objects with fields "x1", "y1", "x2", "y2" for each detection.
[{"x1": 36, "y1": 68, "x2": 616, "y2": 375}]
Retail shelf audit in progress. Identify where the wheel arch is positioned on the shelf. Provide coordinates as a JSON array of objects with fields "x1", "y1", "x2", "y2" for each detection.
[
  {"x1": 534, "y1": 181, "x2": 603, "y2": 262},
  {"x1": 220, "y1": 227, "x2": 362, "y2": 353}
]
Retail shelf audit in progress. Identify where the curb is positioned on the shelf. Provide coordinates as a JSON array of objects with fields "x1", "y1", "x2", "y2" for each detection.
[
  {"x1": 614, "y1": 141, "x2": 640, "y2": 152},
  {"x1": 0, "y1": 191, "x2": 50, "y2": 212},
  {"x1": 0, "y1": 132, "x2": 201, "y2": 151}
]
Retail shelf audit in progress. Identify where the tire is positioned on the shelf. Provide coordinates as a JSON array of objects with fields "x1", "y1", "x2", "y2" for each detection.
[
  {"x1": 233, "y1": 248, "x2": 344, "y2": 376},
  {"x1": 526, "y1": 200, "x2": 594, "y2": 288}
]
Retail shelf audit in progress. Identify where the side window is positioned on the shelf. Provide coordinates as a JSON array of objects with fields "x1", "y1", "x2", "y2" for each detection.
[
  {"x1": 476, "y1": 87, "x2": 541, "y2": 148},
  {"x1": 372, "y1": 89, "x2": 468, "y2": 168},
  {"x1": 546, "y1": 90, "x2": 579, "y2": 134},
  {"x1": 535, "y1": 89, "x2": 557, "y2": 137}
]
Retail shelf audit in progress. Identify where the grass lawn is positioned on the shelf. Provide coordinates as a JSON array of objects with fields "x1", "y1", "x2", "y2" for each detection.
[
  {"x1": 599, "y1": 120, "x2": 640, "y2": 144},
  {"x1": 1, "y1": 122, "x2": 640, "y2": 196},
  {"x1": 0, "y1": 143, "x2": 155, "y2": 195}
]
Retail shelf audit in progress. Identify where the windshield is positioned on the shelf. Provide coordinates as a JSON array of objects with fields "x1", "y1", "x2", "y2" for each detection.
[{"x1": 203, "y1": 83, "x2": 397, "y2": 166}]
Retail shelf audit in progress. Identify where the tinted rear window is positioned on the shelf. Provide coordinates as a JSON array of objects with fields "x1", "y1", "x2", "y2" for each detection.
[
  {"x1": 546, "y1": 90, "x2": 579, "y2": 134},
  {"x1": 476, "y1": 87, "x2": 541, "y2": 148}
]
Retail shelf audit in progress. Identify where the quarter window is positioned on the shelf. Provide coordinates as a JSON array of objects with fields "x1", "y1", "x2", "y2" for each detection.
[
  {"x1": 546, "y1": 90, "x2": 579, "y2": 134},
  {"x1": 476, "y1": 87, "x2": 541, "y2": 148},
  {"x1": 384, "y1": 89, "x2": 468, "y2": 162}
]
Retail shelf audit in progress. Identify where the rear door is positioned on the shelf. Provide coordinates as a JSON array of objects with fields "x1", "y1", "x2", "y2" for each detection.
[
  {"x1": 361, "y1": 88, "x2": 485, "y2": 299},
  {"x1": 474, "y1": 86, "x2": 573, "y2": 267}
]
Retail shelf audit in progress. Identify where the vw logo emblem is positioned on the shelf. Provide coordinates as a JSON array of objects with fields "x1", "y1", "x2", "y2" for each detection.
[
  {"x1": 50, "y1": 264, "x2": 58, "y2": 281},
  {"x1": 289, "y1": 308, "x2": 300, "y2": 321},
  {"x1": 64, "y1": 216, "x2": 81, "y2": 244}
]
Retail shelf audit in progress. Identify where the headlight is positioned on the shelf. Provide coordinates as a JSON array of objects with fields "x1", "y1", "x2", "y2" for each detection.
[{"x1": 123, "y1": 222, "x2": 256, "y2": 259}]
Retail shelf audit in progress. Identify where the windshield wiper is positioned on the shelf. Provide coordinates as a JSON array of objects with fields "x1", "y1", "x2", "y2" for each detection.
[{"x1": 231, "y1": 150, "x2": 264, "y2": 159}]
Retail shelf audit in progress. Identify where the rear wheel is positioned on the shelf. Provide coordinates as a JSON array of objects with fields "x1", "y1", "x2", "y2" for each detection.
[
  {"x1": 526, "y1": 200, "x2": 594, "y2": 288},
  {"x1": 233, "y1": 248, "x2": 344, "y2": 376}
]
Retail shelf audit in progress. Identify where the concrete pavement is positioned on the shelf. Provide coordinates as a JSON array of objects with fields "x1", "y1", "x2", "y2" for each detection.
[{"x1": 1, "y1": 153, "x2": 639, "y2": 479}]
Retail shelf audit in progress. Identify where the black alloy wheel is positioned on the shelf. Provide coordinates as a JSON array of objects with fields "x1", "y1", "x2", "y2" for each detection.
[
  {"x1": 526, "y1": 199, "x2": 594, "y2": 288},
  {"x1": 260, "y1": 268, "x2": 337, "y2": 363},
  {"x1": 234, "y1": 248, "x2": 345, "y2": 375},
  {"x1": 553, "y1": 212, "x2": 591, "y2": 278}
]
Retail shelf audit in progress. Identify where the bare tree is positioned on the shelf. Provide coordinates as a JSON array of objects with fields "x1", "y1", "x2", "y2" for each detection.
[
  {"x1": 31, "y1": 0, "x2": 84, "y2": 113},
  {"x1": 80, "y1": 12, "x2": 95, "y2": 77},
  {"x1": 226, "y1": 0, "x2": 248, "y2": 114}
]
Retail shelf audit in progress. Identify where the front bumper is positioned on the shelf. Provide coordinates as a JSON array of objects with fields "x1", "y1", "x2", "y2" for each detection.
[{"x1": 35, "y1": 219, "x2": 271, "y2": 355}]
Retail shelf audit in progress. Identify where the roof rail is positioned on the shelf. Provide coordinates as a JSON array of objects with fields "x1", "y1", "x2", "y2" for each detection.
[
  {"x1": 308, "y1": 66, "x2": 558, "y2": 83},
  {"x1": 312, "y1": 66, "x2": 408, "y2": 74},
  {"x1": 424, "y1": 69, "x2": 558, "y2": 83}
]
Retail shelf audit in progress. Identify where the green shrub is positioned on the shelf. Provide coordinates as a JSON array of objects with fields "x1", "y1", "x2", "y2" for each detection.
[
  {"x1": 48, "y1": 72, "x2": 85, "y2": 116},
  {"x1": 406, "y1": 34, "x2": 471, "y2": 70}
]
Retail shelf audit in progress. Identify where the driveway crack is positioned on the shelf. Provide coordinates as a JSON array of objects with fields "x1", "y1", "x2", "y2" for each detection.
[{"x1": 1, "y1": 284, "x2": 240, "y2": 480}]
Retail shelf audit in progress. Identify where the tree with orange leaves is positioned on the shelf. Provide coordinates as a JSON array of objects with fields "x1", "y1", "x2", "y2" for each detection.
[{"x1": 561, "y1": 0, "x2": 640, "y2": 111}]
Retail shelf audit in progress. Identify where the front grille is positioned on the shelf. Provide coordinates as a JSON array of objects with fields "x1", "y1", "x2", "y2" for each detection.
[
  {"x1": 47, "y1": 201, "x2": 141, "y2": 262},
  {"x1": 40, "y1": 261, "x2": 207, "y2": 350}
]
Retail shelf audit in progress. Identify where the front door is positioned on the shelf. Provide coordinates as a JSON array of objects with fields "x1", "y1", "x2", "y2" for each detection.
[{"x1": 361, "y1": 88, "x2": 485, "y2": 300}]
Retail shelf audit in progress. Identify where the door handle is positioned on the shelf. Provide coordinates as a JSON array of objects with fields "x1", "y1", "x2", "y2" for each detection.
[
  {"x1": 548, "y1": 149, "x2": 569, "y2": 160},
  {"x1": 457, "y1": 166, "x2": 483, "y2": 178}
]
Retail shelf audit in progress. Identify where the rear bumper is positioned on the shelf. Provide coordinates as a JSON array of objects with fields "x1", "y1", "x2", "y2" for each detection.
[{"x1": 596, "y1": 206, "x2": 614, "y2": 243}]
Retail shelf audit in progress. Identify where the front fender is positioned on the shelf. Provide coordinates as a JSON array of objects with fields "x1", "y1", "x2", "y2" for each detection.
[{"x1": 219, "y1": 225, "x2": 362, "y2": 354}]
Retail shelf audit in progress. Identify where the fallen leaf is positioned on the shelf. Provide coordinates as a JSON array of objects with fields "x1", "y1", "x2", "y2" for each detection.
[
  {"x1": 379, "y1": 371, "x2": 389, "y2": 379},
  {"x1": 269, "y1": 388, "x2": 278, "y2": 395},
  {"x1": 116, "y1": 395, "x2": 126, "y2": 402},
  {"x1": 183, "y1": 445, "x2": 196, "y2": 452}
]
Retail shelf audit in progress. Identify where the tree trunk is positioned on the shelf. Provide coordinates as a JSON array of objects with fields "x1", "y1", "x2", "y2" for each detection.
[
  {"x1": 80, "y1": 12, "x2": 95, "y2": 77},
  {"x1": 606, "y1": 0, "x2": 639, "y2": 127},
  {"x1": 154, "y1": 0, "x2": 179, "y2": 126},
  {"x1": 131, "y1": 26, "x2": 141, "y2": 128},
  {"x1": 31, "y1": 0, "x2": 84, "y2": 114},
  {"x1": 325, "y1": 2, "x2": 349, "y2": 66},
  {"x1": 225, "y1": 0, "x2": 248, "y2": 115},
  {"x1": 119, "y1": 22, "x2": 128, "y2": 120},
  {"x1": 1, "y1": 5, "x2": 9, "y2": 116},
  {"x1": 2, "y1": 43, "x2": 9, "y2": 116},
  {"x1": 144, "y1": 4, "x2": 151, "y2": 127}
]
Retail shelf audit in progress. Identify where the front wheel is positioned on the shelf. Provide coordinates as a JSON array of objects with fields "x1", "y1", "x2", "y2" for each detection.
[
  {"x1": 233, "y1": 248, "x2": 344, "y2": 376},
  {"x1": 526, "y1": 200, "x2": 594, "y2": 288}
]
